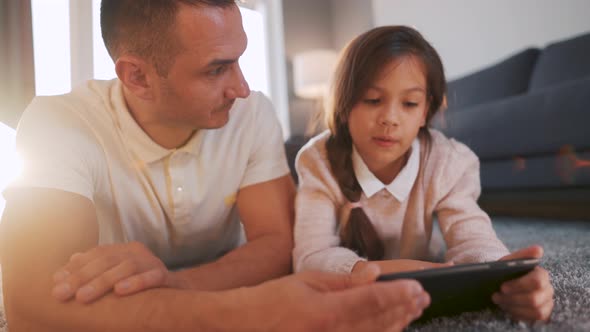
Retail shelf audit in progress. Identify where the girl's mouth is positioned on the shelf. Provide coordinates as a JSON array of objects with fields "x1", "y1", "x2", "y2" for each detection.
[{"x1": 372, "y1": 136, "x2": 399, "y2": 147}]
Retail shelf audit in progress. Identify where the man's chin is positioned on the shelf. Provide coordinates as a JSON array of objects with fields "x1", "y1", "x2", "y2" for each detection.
[{"x1": 206, "y1": 113, "x2": 230, "y2": 129}]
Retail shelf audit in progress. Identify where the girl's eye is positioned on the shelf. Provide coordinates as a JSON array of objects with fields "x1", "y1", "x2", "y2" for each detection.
[
  {"x1": 403, "y1": 102, "x2": 419, "y2": 108},
  {"x1": 363, "y1": 98, "x2": 381, "y2": 105}
]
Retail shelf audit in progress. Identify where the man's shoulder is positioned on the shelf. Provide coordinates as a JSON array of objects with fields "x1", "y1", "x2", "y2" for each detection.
[
  {"x1": 21, "y1": 79, "x2": 117, "y2": 130},
  {"x1": 16, "y1": 80, "x2": 120, "y2": 153}
]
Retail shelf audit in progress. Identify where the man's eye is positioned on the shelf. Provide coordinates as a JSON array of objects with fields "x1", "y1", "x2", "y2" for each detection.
[
  {"x1": 363, "y1": 98, "x2": 380, "y2": 105},
  {"x1": 209, "y1": 66, "x2": 226, "y2": 76}
]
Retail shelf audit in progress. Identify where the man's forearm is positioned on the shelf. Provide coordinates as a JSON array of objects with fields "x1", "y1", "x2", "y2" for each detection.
[
  {"x1": 6, "y1": 286, "x2": 240, "y2": 332},
  {"x1": 174, "y1": 234, "x2": 292, "y2": 290}
]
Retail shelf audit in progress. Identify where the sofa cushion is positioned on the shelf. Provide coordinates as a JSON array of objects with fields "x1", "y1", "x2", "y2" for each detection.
[
  {"x1": 480, "y1": 150, "x2": 590, "y2": 190},
  {"x1": 446, "y1": 48, "x2": 540, "y2": 110},
  {"x1": 529, "y1": 32, "x2": 590, "y2": 92},
  {"x1": 284, "y1": 135, "x2": 309, "y2": 184},
  {"x1": 439, "y1": 76, "x2": 590, "y2": 160}
]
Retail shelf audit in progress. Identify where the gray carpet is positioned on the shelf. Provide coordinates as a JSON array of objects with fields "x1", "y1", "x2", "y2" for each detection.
[
  {"x1": 0, "y1": 217, "x2": 588, "y2": 331},
  {"x1": 409, "y1": 217, "x2": 590, "y2": 332}
]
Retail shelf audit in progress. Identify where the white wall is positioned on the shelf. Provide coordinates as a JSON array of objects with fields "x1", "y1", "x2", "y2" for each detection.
[
  {"x1": 372, "y1": 0, "x2": 590, "y2": 79},
  {"x1": 330, "y1": 0, "x2": 374, "y2": 50}
]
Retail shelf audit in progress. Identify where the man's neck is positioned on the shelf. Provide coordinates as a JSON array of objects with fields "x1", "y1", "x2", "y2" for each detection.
[{"x1": 122, "y1": 86, "x2": 195, "y2": 149}]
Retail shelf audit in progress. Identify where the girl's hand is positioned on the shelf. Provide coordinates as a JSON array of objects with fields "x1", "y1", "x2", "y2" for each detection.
[
  {"x1": 353, "y1": 259, "x2": 452, "y2": 275},
  {"x1": 493, "y1": 245, "x2": 554, "y2": 322}
]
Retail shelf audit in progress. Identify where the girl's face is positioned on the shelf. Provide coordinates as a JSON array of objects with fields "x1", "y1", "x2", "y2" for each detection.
[{"x1": 348, "y1": 56, "x2": 428, "y2": 183}]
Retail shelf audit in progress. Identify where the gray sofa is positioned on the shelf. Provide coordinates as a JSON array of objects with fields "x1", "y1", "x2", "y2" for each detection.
[{"x1": 432, "y1": 32, "x2": 590, "y2": 219}]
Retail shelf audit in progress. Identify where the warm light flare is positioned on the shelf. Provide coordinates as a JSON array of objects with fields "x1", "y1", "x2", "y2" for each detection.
[
  {"x1": 513, "y1": 156, "x2": 526, "y2": 172},
  {"x1": 556, "y1": 145, "x2": 590, "y2": 184},
  {"x1": 1, "y1": 123, "x2": 24, "y2": 217}
]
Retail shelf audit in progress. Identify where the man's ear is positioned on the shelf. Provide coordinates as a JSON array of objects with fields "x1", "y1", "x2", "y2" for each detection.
[{"x1": 115, "y1": 56, "x2": 155, "y2": 100}]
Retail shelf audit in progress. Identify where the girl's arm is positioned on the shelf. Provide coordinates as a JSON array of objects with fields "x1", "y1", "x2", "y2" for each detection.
[
  {"x1": 352, "y1": 260, "x2": 452, "y2": 275},
  {"x1": 434, "y1": 145, "x2": 509, "y2": 263},
  {"x1": 293, "y1": 143, "x2": 365, "y2": 274}
]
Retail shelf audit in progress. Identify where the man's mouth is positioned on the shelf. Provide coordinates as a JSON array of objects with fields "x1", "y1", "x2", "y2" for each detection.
[{"x1": 216, "y1": 100, "x2": 235, "y2": 113}]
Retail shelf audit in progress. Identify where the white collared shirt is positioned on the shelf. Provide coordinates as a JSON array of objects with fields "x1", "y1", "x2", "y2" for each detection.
[
  {"x1": 9, "y1": 79, "x2": 289, "y2": 267},
  {"x1": 352, "y1": 138, "x2": 420, "y2": 201}
]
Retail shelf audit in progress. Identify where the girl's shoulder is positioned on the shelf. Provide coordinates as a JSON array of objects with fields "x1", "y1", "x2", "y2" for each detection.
[
  {"x1": 295, "y1": 130, "x2": 331, "y2": 165},
  {"x1": 294, "y1": 131, "x2": 344, "y2": 199},
  {"x1": 421, "y1": 129, "x2": 480, "y2": 187},
  {"x1": 424, "y1": 129, "x2": 479, "y2": 165}
]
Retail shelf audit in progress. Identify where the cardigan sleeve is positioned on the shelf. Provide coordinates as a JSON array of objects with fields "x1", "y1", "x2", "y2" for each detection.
[
  {"x1": 434, "y1": 141, "x2": 510, "y2": 263},
  {"x1": 292, "y1": 138, "x2": 365, "y2": 273}
]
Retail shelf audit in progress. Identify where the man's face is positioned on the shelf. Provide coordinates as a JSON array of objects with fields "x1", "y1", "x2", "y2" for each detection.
[{"x1": 153, "y1": 4, "x2": 250, "y2": 130}]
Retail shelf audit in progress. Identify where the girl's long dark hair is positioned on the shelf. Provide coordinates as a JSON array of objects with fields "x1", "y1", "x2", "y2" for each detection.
[{"x1": 325, "y1": 26, "x2": 447, "y2": 260}]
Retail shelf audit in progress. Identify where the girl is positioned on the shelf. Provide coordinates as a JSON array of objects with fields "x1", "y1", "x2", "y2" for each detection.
[{"x1": 293, "y1": 26, "x2": 553, "y2": 322}]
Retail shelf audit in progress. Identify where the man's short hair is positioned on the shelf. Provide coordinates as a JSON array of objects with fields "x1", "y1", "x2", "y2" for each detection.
[{"x1": 101, "y1": 0, "x2": 236, "y2": 76}]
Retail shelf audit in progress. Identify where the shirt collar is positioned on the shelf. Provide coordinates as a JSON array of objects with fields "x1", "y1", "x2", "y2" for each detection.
[
  {"x1": 110, "y1": 79, "x2": 203, "y2": 164},
  {"x1": 352, "y1": 138, "x2": 420, "y2": 201}
]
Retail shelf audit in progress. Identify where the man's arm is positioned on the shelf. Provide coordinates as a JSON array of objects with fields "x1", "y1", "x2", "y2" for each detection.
[
  {"x1": 173, "y1": 174, "x2": 296, "y2": 290},
  {"x1": 0, "y1": 188, "x2": 430, "y2": 332},
  {"x1": 47, "y1": 174, "x2": 295, "y2": 302},
  {"x1": 0, "y1": 188, "x2": 234, "y2": 332}
]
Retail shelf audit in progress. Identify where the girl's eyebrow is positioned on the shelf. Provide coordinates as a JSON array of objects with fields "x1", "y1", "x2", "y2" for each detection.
[
  {"x1": 368, "y1": 85, "x2": 426, "y2": 94},
  {"x1": 403, "y1": 87, "x2": 426, "y2": 94}
]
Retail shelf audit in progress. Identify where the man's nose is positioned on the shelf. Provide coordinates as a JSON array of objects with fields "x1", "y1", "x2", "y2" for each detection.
[{"x1": 225, "y1": 65, "x2": 250, "y2": 99}]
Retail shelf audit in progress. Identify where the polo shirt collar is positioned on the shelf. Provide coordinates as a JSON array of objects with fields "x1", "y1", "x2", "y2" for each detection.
[
  {"x1": 352, "y1": 138, "x2": 420, "y2": 202},
  {"x1": 110, "y1": 80, "x2": 203, "y2": 164}
]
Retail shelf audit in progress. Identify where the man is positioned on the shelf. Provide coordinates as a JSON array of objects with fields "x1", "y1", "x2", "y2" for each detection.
[{"x1": 0, "y1": 0, "x2": 430, "y2": 331}]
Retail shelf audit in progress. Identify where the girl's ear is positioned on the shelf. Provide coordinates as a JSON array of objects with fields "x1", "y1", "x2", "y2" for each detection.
[{"x1": 115, "y1": 55, "x2": 156, "y2": 101}]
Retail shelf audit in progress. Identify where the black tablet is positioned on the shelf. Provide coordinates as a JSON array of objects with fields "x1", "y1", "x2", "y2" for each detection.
[{"x1": 377, "y1": 258, "x2": 540, "y2": 321}]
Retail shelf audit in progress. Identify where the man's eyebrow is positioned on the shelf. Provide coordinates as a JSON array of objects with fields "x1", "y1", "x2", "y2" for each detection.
[{"x1": 206, "y1": 58, "x2": 238, "y2": 67}]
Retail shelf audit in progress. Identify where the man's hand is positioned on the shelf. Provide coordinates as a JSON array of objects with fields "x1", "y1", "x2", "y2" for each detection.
[
  {"x1": 239, "y1": 263, "x2": 431, "y2": 332},
  {"x1": 52, "y1": 242, "x2": 183, "y2": 303},
  {"x1": 493, "y1": 245, "x2": 554, "y2": 322},
  {"x1": 353, "y1": 259, "x2": 453, "y2": 275}
]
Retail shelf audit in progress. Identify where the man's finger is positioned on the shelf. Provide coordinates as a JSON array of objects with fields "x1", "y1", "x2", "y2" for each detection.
[
  {"x1": 114, "y1": 269, "x2": 166, "y2": 296},
  {"x1": 52, "y1": 253, "x2": 125, "y2": 301},
  {"x1": 73, "y1": 260, "x2": 144, "y2": 303},
  {"x1": 330, "y1": 279, "x2": 429, "y2": 331},
  {"x1": 53, "y1": 252, "x2": 87, "y2": 282}
]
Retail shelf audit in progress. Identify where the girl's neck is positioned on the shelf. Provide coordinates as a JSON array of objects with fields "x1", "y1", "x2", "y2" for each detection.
[{"x1": 371, "y1": 151, "x2": 410, "y2": 185}]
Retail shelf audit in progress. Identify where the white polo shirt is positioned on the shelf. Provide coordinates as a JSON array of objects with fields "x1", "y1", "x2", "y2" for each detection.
[{"x1": 8, "y1": 79, "x2": 289, "y2": 268}]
